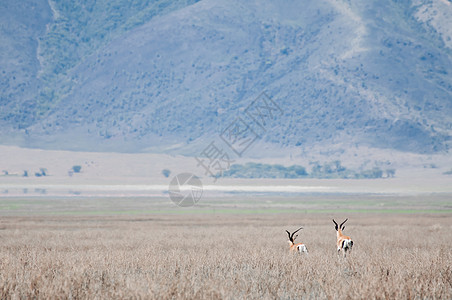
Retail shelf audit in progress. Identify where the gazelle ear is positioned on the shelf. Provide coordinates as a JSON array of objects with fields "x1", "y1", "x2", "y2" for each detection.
[
  {"x1": 342, "y1": 226, "x2": 345, "y2": 231},
  {"x1": 294, "y1": 234, "x2": 298, "y2": 241}
]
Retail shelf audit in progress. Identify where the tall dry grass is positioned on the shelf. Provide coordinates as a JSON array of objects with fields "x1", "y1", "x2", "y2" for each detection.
[{"x1": 0, "y1": 214, "x2": 451, "y2": 299}]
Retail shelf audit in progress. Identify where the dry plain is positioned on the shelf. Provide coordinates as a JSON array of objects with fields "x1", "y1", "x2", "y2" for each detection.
[{"x1": 0, "y1": 194, "x2": 451, "y2": 299}]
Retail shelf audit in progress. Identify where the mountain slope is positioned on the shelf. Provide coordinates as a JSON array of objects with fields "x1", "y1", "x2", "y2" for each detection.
[
  {"x1": 0, "y1": 0, "x2": 200, "y2": 131},
  {"x1": 0, "y1": 0, "x2": 52, "y2": 127},
  {"x1": 1, "y1": 0, "x2": 452, "y2": 155}
]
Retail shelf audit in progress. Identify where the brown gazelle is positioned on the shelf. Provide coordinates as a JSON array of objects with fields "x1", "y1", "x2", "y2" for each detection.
[
  {"x1": 286, "y1": 227, "x2": 308, "y2": 254},
  {"x1": 333, "y1": 219, "x2": 353, "y2": 257}
]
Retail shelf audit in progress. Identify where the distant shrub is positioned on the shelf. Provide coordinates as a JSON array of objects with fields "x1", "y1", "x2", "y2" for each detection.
[
  {"x1": 162, "y1": 169, "x2": 171, "y2": 178},
  {"x1": 220, "y1": 161, "x2": 391, "y2": 180},
  {"x1": 309, "y1": 160, "x2": 352, "y2": 179},
  {"x1": 72, "y1": 165, "x2": 82, "y2": 173},
  {"x1": 220, "y1": 163, "x2": 308, "y2": 179},
  {"x1": 355, "y1": 167, "x2": 383, "y2": 179},
  {"x1": 35, "y1": 168, "x2": 48, "y2": 177},
  {"x1": 385, "y1": 169, "x2": 396, "y2": 178}
]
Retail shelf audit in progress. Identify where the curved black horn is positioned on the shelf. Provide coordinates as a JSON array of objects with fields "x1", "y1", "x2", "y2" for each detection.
[
  {"x1": 286, "y1": 230, "x2": 292, "y2": 242},
  {"x1": 340, "y1": 218, "x2": 348, "y2": 229},
  {"x1": 332, "y1": 219, "x2": 338, "y2": 230},
  {"x1": 291, "y1": 227, "x2": 303, "y2": 240}
]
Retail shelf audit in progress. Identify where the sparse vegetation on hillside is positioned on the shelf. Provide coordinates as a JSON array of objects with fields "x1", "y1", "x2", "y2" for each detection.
[
  {"x1": 35, "y1": 0, "x2": 202, "y2": 114},
  {"x1": 1, "y1": 0, "x2": 202, "y2": 123},
  {"x1": 39, "y1": 0, "x2": 201, "y2": 80},
  {"x1": 1, "y1": 1, "x2": 451, "y2": 154}
]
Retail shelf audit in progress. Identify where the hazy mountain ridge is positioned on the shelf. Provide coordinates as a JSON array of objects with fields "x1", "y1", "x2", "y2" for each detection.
[{"x1": 1, "y1": 0, "x2": 451, "y2": 156}]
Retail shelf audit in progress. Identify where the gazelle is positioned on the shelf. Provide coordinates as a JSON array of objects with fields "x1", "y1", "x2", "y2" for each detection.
[
  {"x1": 286, "y1": 227, "x2": 308, "y2": 254},
  {"x1": 333, "y1": 219, "x2": 353, "y2": 257}
]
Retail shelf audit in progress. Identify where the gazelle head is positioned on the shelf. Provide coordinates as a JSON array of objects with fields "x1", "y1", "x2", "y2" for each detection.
[
  {"x1": 286, "y1": 227, "x2": 303, "y2": 245},
  {"x1": 332, "y1": 218, "x2": 348, "y2": 232}
]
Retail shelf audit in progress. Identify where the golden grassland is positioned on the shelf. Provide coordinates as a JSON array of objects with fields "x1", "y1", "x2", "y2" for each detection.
[{"x1": 0, "y1": 213, "x2": 451, "y2": 299}]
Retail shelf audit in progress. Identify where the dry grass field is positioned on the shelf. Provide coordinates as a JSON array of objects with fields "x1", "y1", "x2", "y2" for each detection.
[{"x1": 0, "y1": 212, "x2": 451, "y2": 299}]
